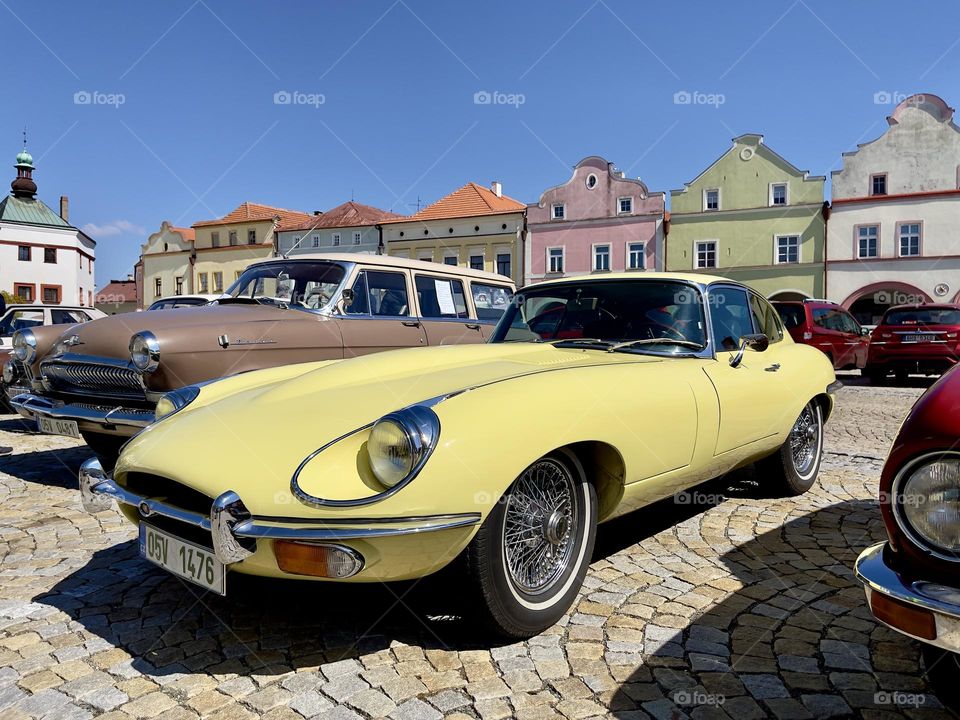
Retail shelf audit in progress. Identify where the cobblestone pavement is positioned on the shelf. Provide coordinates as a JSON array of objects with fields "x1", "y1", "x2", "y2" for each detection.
[{"x1": 0, "y1": 376, "x2": 954, "y2": 720}]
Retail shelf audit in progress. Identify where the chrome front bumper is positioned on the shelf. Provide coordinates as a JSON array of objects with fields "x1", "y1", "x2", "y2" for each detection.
[
  {"x1": 78, "y1": 458, "x2": 481, "y2": 567},
  {"x1": 12, "y1": 393, "x2": 154, "y2": 430},
  {"x1": 856, "y1": 542, "x2": 960, "y2": 652}
]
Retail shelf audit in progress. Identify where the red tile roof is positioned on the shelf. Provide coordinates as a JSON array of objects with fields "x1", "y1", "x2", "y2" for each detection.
[
  {"x1": 193, "y1": 202, "x2": 313, "y2": 230},
  {"x1": 284, "y1": 201, "x2": 404, "y2": 232},
  {"x1": 390, "y1": 183, "x2": 526, "y2": 223},
  {"x1": 170, "y1": 225, "x2": 195, "y2": 241},
  {"x1": 96, "y1": 280, "x2": 137, "y2": 303}
]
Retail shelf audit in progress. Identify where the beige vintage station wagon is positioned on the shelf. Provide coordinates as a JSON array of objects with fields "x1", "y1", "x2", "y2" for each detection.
[{"x1": 10, "y1": 253, "x2": 514, "y2": 463}]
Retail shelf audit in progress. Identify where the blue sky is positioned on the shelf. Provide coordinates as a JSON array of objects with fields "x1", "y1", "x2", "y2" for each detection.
[{"x1": 4, "y1": 0, "x2": 960, "y2": 287}]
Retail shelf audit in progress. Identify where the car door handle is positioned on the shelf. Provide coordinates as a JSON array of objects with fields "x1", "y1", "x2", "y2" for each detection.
[
  {"x1": 402, "y1": 320, "x2": 421, "y2": 328},
  {"x1": 465, "y1": 323, "x2": 481, "y2": 330},
  {"x1": 765, "y1": 363, "x2": 781, "y2": 372}
]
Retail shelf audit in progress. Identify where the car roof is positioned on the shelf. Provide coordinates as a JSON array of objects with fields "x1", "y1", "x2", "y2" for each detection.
[
  {"x1": 5, "y1": 304, "x2": 96, "y2": 311},
  {"x1": 884, "y1": 303, "x2": 960, "y2": 312},
  {"x1": 152, "y1": 294, "x2": 220, "y2": 302},
  {"x1": 259, "y1": 252, "x2": 515, "y2": 285},
  {"x1": 529, "y1": 271, "x2": 743, "y2": 291}
]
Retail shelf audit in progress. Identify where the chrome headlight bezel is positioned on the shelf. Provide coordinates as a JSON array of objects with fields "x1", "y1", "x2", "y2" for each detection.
[
  {"x1": 892, "y1": 451, "x2": 960, "y2": 561},
  {"x1": 367, "y1": 406, "x2": 440, "y2": 490},
  {"x1": 2, "y1": 359, "x2": 16, "y2": 384},
  {"x1": 12, "y1": 329, "x2": 36, "y2": 363},
  {"x1": 129, "y1": 331, "x2": 160, "y2": 372},
  {"x1": 154, "y1": 385, "x2": 202, "y2": 422}
]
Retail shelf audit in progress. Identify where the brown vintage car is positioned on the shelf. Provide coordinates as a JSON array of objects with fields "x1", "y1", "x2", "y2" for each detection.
[{"x1": 9, "y1": 253, "x2": 514, "y2": 463}]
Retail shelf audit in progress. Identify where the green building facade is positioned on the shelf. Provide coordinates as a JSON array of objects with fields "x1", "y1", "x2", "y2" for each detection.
[{"x1": 666, "y1": 134, "x2": 826, "y2": 299}]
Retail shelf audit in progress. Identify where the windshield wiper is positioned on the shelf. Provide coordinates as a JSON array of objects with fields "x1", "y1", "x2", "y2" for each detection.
[
  {"x1": 606, "y1": 338, "x2": 705, "y2": 353},
  {"x1": 548, "y1": 338, "x2": 614, "y2": 349}
]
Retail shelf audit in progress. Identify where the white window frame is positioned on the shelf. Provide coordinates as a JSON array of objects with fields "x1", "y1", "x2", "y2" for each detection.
[
  {"x1": 857, "y1": 225, "x2": 879, "y2": 259},
  {"x1": 419, "y1": 251, "x2": 434, "y2": 263},
  {"x1": 898, "y1": 222, "x2": 922, "y2": 257},
  {"x1": 353, "y1": 231, "x2": 362, "y2": 245},
  {"x1": 769, "y1": 182, "x2": 788, "y2": 207},
  {"x1": 546, "y1": 246, "x2": 565, "y2": 274},
  {"x1": 695, "y1": 240, "x2": 718, "y2": 269},
  {"x1": 617, "y1": 196, "x2": 633, "y2": 215},
  {"x1": 626, "y1": 241, "x2": 645, "y2": 270},
  {"x1": 592, "y1": 243, "x2": 611, "y2": 272},
  {"x1": 443, "y1": 251, "x2": 459, "y2": 266},
  {"x1": 774, "y1": 235, "x2": 801, "y2": 264},
  {"x1": 468, "y1": 249, "x2": 485, "y2": 270},
  {"x1": 332, "y1": 232, "x2": 341, "y2": 247},
  {"x1": 703, "y1": 188, "x2": 721, "y2": 211},
  {"x1": 551, "y1": 203, "x2": 565, "y2": 220}
]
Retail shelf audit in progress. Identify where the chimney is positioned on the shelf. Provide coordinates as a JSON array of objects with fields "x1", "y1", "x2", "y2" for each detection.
[
  {"x1": 314, "y1": 210, "x2": 323, "y2": 215},
  {"x1": 60, "y1": 195, "x2": 69, "y2": 222},
  {"x1": 491, "y1": 181, "x2": 502, "y2": 198}
]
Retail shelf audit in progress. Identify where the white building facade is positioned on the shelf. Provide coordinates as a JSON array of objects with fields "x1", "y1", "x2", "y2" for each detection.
[
  {"x1": 828, "y1": 93, "x2": 960, "y2": 323},
  {"x1": 0, "y1": 148, "x2": 96, "y2": 306}
]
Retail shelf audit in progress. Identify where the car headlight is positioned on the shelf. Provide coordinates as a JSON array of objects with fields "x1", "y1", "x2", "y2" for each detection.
[
  {"x1": 2, "y1": 359, "x2": 16, "y2": 384},
  {"x1": 367, "y1": 406, "x2": 440, "y2": 489},
  {"x1": 12, "y1": 330, "x2": 36, "y2": 363},
  {"x1": 897, "y1": 457, "x2": 960, "y2": 556},
  {"x1": 129, "y1": 332, "x2": 160, "y2": 372},
  {"x1": 154, "y1": 385, "x2": 201, "y2": 421}
]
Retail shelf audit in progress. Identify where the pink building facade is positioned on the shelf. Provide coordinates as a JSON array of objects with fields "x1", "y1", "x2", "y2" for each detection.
[{"x1": 525, "y1": 156, "x2": 665, "y2": 284}]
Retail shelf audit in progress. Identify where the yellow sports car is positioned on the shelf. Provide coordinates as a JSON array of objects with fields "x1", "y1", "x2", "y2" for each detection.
[{"x1": 79, "y1": 274, "x2": 838, "y2": 637}]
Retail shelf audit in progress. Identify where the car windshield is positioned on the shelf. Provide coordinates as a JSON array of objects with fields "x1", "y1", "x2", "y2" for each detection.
[
  {"x1": 148, "y1": 298, "x2": 210, "y2": 311},
  {"x1": 883, "y1": 307, "x2": 960, "y2": 326},
  {"x1": 223, "y1": 261, "x2": 346, "y2": 310},
  {"x1": 774, "y1": 303, "x2": 804, "y2": 330},
  {"x1": 490, "y1": 280, "x2": 707, "y2": 354}
]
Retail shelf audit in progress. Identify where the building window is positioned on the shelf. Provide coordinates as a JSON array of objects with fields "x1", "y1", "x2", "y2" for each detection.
[
  {"x1": 14, "y1": 284, "x2": 33, "y2": 302},
  {"x1": 770, "y1": 183, "x2": 787, "y2": 206},
  {"x1": 18, "y1": 246, "x2": 30, "y2": 262},
  {"x1": 547, "y1": 247, "x2": 564, "y2": 274},
  {"x1": 42, "y1": 286, "x2": 60, "y2": 304},
  {"x1": 628, "y1": 242, "x2": 645, "y2": 270},
  {"x1": 871, "y1": 174, "x2": 887, "y2": 196},
  {"x1": 775, "y1": 235, "x2": 800, "y2": 264},
  {"x1": 469, "y1": 254, "x2": 483, "y2": 270},
  {"x1": 696, "y1": 241, "x2": 717, "y2": 269},
  {"x1": 496, "y1": 253, "x2": 511, "y2": 277},
  {"x1": 235, "y1": 270, "x2": 242, "y2": 281},
  {"x1": 353, "y1": 231, "x2": 362, "y2": 245},
  {"x1": 551, "y1": 203, "x2": 565, "y2": 220},
  {"x1": 79, "y1": 287, "x2": 83, "y2": 305},
  {"x1": 228, "y1": 231, "x2": 237, "y2": 246},
  {"x1": 443, "y1": 256, "x2": 457, "y2": 266},
  {"x1": 332, "y1": 233, "x2": 341, "y2": 247},
  {"x1": 704, "y1": 189, "x2": 720, "y2": 211},
  {"x1": 175, "y1": 277, "x2": 183, "y2": 295},
  {"x1": 586, "y1": 173, "x2": 598, "y2": 189},
  {"x1": 618, "y1": 197, "x2": 633, "y2": 214},
  {"x1": 312, "y1": 235, "x2": 320, "y2": 248},
  {"x1": 246, "y1": 229, "x2": 256, "y2": 244},
  {"x1": 213, "y1": 272, "x2": 223, "y2": 292},
  {"x1": 154, "y1": 278, "x2": 162, "y2": 297},
  {"x1": 593, "y1": 245, "x2": 610, "y2": 272},
  {"x1": 211, "y1": 231, "x2": 220, "y2": 247},
  {"x1": 857, "y1": 225, "x2": 879, "y2": 258},
  {"x1": 898, "y1": 222, "x2": 921, "y2": 256},
  {"x1": 198, "y1": 273, "x2": 208, "y2": 293},
  {"x1": 44, "y1": 248, "x2": 57, "y2": 264}
]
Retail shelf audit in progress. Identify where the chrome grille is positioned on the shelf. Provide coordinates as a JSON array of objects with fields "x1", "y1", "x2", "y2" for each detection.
[{"x1": 42, "y1": 360, "x2": 144, "y2": 398}]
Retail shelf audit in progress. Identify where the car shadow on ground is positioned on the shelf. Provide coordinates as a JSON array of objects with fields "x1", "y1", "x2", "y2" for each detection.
[
  {"x1": 0, "y1": 446, "x2": 89, "y2": 489},
  {"x1": 835, "y1": 372, "x2": 939, "y2": 390}
]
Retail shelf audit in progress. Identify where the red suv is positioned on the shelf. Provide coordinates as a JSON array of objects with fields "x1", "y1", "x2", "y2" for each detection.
[
  {"x1": 773, "y1": 300, "x2": 869, "y2": 370},
  {"x1": 864, "y1": 303, "x2": 960, "y2": 384}
]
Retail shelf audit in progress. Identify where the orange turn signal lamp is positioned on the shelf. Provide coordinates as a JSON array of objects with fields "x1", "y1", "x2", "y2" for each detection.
[
  {"x1": 275, "y1": 541, "x2": 364, "y2": 578},
  {"x1": 870, "y1": 592, "x2": 937, "y2": 641}
]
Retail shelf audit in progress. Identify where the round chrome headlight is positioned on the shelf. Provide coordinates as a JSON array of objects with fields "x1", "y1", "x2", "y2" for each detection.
[
  {"x1": 367, "y1": 406, "x2": 439, "y2": 489},
  {"x1": 2, "y1": 359, "x2": 16, "y2": 384},
  {"x1": 154, "y1": 385, "x2": 201, "y2": 421},
  {"x1": 896, "y1": 456, "x2": 960, "y2": 557},
  {"x1": 12, "y1": 330, "x2": 36, "y2": 363},
  {"x1": 129, "y1": 332, "x2": 160, "y2": 372}
]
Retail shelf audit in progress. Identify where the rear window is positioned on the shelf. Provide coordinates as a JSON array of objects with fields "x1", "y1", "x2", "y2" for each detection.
[
  {"x1": 774, "y1": 303, "x2": 804, "y2": 330},
  {"x1": 471, "y1": 283, "x2": 513, "y2": 320},
  {"x1": 883, "y1": 308, "x2": 960, "y2": 326}
]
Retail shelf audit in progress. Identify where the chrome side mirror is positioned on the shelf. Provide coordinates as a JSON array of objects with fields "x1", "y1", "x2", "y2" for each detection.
[
  {"x1": 730, "y1": 333, "x2": 769, "y2": 367},
  {"x1": 341, "y1": 287, "x2": 355, "y2": 306}
]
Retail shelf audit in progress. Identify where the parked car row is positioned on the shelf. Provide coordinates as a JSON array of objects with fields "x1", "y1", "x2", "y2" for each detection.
[{"x1": 774, "y1": 299, "x2": 960, "y2": 383}]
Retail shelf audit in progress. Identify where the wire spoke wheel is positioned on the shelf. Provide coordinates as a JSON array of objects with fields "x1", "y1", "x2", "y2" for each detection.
[
  {"x1": 789, "y1": 403, "x2": 819, "y2": 476},
  {"x1": 502, "y1": 458, "x2": 578, "y2": 596}
]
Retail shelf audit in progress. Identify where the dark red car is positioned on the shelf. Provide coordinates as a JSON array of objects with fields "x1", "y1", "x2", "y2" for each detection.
[
  {"x1": 864, "y1": 304, "x2": 960, "y2": 384},
  {"x1": 856, "y1": 364, "x2": 960, "y2": 709},
  {"x1": 773, "y1": 300, "x2": 869, "y2": 370}
]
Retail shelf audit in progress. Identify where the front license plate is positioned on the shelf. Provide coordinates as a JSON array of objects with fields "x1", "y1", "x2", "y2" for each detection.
[
  {"x1": 37, "y1": 417, "x2": 81, "y2": 439},
  {"x1": 139, "y1": 524, "x2": 225, "y2": 595},
  {"x1": 903, "y1": 334, "x2": 935, "y2": 343}
]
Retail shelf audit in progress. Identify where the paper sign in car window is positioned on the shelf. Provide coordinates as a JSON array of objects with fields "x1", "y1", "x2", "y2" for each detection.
[{"x1": 435, "y1": 280, "x2": 457, "y2": 315}]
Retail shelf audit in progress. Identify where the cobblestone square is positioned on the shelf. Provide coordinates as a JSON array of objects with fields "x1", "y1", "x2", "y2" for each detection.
[{"x1": 0, "y1": 377, "x2": 953, "y2": 719}]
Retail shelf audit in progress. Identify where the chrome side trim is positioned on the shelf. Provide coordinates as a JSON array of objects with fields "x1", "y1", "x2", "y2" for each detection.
[
  {"x1": 12, "y1": 393, "x2": 154, "y2": 428},
  {"x1": 856, "y1": 541, "x2": 960, "y2": 652}
]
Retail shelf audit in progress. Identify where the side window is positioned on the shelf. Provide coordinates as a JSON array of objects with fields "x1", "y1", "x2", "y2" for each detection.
[
  {"x1": 345, "y1": 272, "x2": 370, "y2": 314},
  {"x1": 366, "y1": 271, "x2": 409, "y2": 317},
  {"x1": 471, "y1": 283, "x2": 513, "y2": 320},
  {"x1": 840, "y1": 311, "x2": 862, "y2": 335},
  {"x1": 708, "y1": 287, "x2": 754, "y2": 351},
  {"x1": 749, "y1": 294, "x2": 783, "y2": 343},
  {"x1": 415, "y1": 275, "x2": 468, "y2": 319},
  {"x1": 4, "y1": 310, "x2": 44, "y2": 335},
  {"x1": 51, "y1": 310, "x2": 87, "y2": 324}
]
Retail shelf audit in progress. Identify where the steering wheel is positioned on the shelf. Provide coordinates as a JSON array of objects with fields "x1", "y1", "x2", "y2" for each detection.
[{"x1": 305, "y1": 289, "x2": 331, "y2": 309}]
